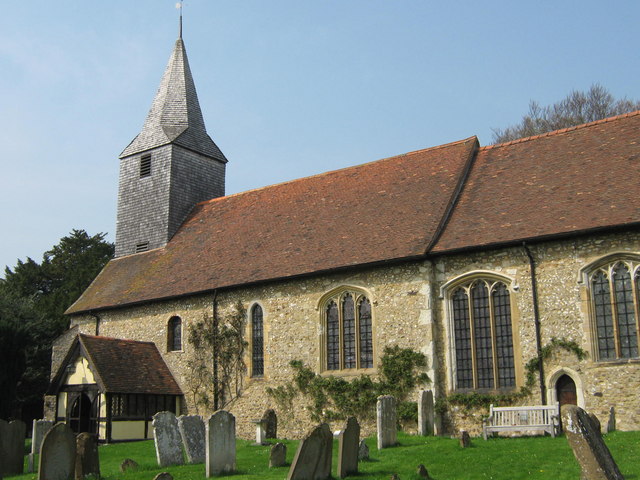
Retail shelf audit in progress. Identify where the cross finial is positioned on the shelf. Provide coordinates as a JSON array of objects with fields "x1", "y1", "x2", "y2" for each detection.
[{"x1": 176, "y1": 1, "x2": 183, "y2": 39}]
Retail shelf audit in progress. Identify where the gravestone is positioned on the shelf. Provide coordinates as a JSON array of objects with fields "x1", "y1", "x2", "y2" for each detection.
[
  {"x1": 0, "y1": 419, "x2": 26, "y2": 476},
  {"x1": 417, "y1": 390, "x2": 434, "y2": 436},
  {"x1": 337, "y1": 417, "x2": 360, "y2": 478},
  {"x1": 269, "y1": 442, "x2": 287, "y2": 468},
  {"x1": 29, "y1": 419, "x2": 55, "y2": 472},
  {"x1": 417, "y1": 464, "x2": 431, "y2": 479},
  {"x1": 120, "y1": 459, "x2": 139, "y2": 472},
  {"x1": 606, "y1": 407, "x2": 616, "y2": 433},
  {"x1": 205, "y1": 410, "x2": 236, "y2": 476},
  {"x1": 75, "y1": 433, "x2": 100, "y2": 480},
  {"x1": 153, "y1": 473, "x2": 173, "y2": 480},
  {"x1": 261, "y1": 409, "x2": 278, "y2": 439},
  {"x1": 38, "y1": 423, "x2": 76, "y2": 480},
  {"x1": 153, "y1": 411, "x2": 184, "y2": 467},
  {"x1": 377, "y1": 395, "x2": 397, "y2": 449},
  {"x1": 562, "y1": 405, "x2": 624, "y2": 480},
  {"x1": 358, "y1": 439, "x2": 370, "y2": 460},
  {"x1": 178, "y1": 415, "x2": 206, "y2": 464},
  {"x1": 253, "y1": 419, "x2": 267, "y2": 445},
  {"x1": 287, "y1": 423, "x2": 333, "y2": 480},
  {"x1": 459, "y1": 430, "x2": 471, "y2": 448}
]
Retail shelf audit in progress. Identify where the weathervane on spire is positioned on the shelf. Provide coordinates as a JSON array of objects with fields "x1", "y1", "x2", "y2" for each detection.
[{"x1": 176, "y1": 1, "x2": 184, "y2": 39}]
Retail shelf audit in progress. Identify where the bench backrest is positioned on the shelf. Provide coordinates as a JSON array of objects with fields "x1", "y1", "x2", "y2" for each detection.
[{"x1": 489, "y1": 403, "x2": 559, "y2": 426}]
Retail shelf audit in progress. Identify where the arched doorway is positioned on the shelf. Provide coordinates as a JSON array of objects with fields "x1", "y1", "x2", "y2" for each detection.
[
  {"x1": 69, "y1": 393, "x2": 98, "y2": 434},
  {"x1": 556, "y1": 374, "x2": 577, "y2": 407}
]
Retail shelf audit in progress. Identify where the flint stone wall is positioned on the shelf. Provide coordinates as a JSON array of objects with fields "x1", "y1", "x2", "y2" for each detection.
[{"x1": 68, "y1": 230, "x2": 640, "y2": 437}]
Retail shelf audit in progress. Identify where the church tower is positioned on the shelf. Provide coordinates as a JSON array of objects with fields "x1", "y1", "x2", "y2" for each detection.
[{"x1": 115, "y1": 34, "x2": 227, "y2": 257}]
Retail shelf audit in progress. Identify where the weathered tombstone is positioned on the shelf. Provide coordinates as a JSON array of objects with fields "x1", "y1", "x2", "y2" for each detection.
[
  {"x1": 287, "y1": 423, "x2": 333, "y2": 480},
  {"x1": 262, "y1": 409, "x2": 278, "y2": 439},
  {"x1": 606, "y1": 407, "x2": 616, "y2": 433},
  {"x1": 178, "y1": 415, "x2": 206, "y2": 464},
  {"x1": 153, "y1": 473, "x2": 173, "y2": 480},
  {"x1": 459, "y1": 430, "x2": 471, "y2": 448},
  {"x1": 269, "y1": 442, "x2": 287, "y2": 468},
  {"x1": 417, "y1": 464, "x2": 431, "y2": 479},
  {"x1": 253, "y1": 419, "x2": 267, "y2": 445},
  {"x1": 337, "y1": 417, "x2": 360, "y2": 478},
  {"x1": 75, "y1": 433, "x2": 100, "y2": 480},
  {"x1": 29, "y1": 419, "x2": 55, "y2": 472},
  {"x1": 120, "y1": 459, "x2": 139, "y2": 472},
  {"x1": 0, "y1": 419, "x2": 26, "y2": 476},
  {"x1": 152, "y1": 411, "x2": 184, "y2": 467},
  {"x1": 38, "y1": 423, "x2": 76, "y2": 480},
  {"x1": 562, "y1": 405, "x2": 624, "y2": 480},
  {"x1": 205, "y1": 410, "x2": 236, "y2": 477},
  {"x1": 377, "y1": 395, "x2": 397, "y2": 449},
  {"x1": 358, "y1": 439, "x2": 370, "y2": 460},
  {"x1": 417, "y1": 390, "x2": 434, "y2": 436}
]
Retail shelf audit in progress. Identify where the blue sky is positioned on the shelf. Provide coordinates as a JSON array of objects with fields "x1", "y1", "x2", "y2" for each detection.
[{"x1": 1, "y1": 1, "x2": 639, "y2": 274}]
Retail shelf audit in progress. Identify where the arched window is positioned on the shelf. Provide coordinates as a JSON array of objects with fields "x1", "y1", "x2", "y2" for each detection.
[
  {"x1": 449, "y1": 278, "x2": 516, "y2": 390},
  {"x1": 322, "y1": 288, "x2": 374, "y2": 371},
  {"x1": 588, "y1": 260, "x2": 640, "y2": 360},
  {"x1": 251, "y1": 304, "x2": 264, "y2": 376},
  {"x1": 167, "y1": 316, "x2": 182, "y2": 352}
]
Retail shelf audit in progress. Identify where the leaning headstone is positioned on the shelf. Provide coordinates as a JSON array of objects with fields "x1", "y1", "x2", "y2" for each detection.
[
  {"x1": 29, "y1": 419, "x2": 55, "y2": 472},
  {"x1": 417, "y1": 390, "x2": 434, "y2": 436},
  {"x1": 0, "y1": 419, "x2": 26, "y2": 476},
  {"x1": 358, "y1": 439, "x2": 370, "y2": 460},
  {"x1": 377, "y1": 395, "x2": 397, "y2": 449},
  {"x1": 459, "y1": 430, "x2": 471, "y2": 448},
  {"x1": 38, "y1": 423, "x2": 76, "y2": 480},
  {"x1": 75, "y1": 433, "x2": 100, "y2": 480},
  {"x1": 205, "y1": 410, "x2": 236, "y2": 476},
  {"x1": 120, "y1": 459, "x2": 139, "y2": 473},
  {"x1": 262, "y1": 409, "x2": 278, "y2": 439},
  {"x1": 606, "y1": 407, "x2": 616, "y2": 433},
  {"x1": 153, "y1": 411, "x2": 184, "y2": 467},
  {"x1": 178, "y1": 415, "x2": 206, "y2": 464},
  {"x1": 287, "y1": 423, "x2": 333, "y2": 480},
  {"x1": 269, "y1": 442, "x2": 287, "y2": 468},
  {"x1": 337, "y1": 417, "x2": 360, "y2": 478},
  {"x1": 562, "y1": 405, "x2": 624, "y2": 480}
]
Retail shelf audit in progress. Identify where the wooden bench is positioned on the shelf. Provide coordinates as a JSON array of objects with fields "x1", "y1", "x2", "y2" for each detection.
[{"x1": 482, "y1": 403, "x2": 560, "y2": 440}]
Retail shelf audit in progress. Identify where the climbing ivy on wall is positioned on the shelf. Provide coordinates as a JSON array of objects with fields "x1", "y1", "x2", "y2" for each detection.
[
  {"x1": 186, "y1": 301, "x2": 248, "y2": 412},
  {"x1": 436, "y1": 337, "x2": 587, "y2": 413},
  {"x1": 266, "y1": 345, "x2": 430, "y2": 423}
]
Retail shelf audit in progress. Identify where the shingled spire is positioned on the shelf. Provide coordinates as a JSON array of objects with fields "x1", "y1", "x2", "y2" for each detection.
[
  {"x1": 115, "y1": 37, "x2": 227, "y2": 257},
  {"x1": 120, "y1": 38, "x2": 227, "y2": 162}
]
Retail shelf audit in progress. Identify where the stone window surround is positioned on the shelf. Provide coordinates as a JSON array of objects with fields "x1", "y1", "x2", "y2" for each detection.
[
  {"x1": 249, "y1": 302, "x2": 265, "y2": 378},
  {"x1": 167, "y1": 315, "x2": 183, "y2": 352},
  {"x1": 578, "y1": 251, "x2": 640, "y2": 362},
  {"x1": 316, "y1": 285, "x2": 376, "y2": 375},
  {"x1": 440, "y1": 270, "x2": 522, "y2": 393}
]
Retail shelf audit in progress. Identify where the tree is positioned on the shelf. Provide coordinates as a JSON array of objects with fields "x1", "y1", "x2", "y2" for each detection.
[
  {"x1": 0, "y1": 229, "x2": 114, "y2": 421},
  {"x1": 492, "y1": 84, "x2": 640, "y2": 144},
  {"x1": 2, "y1": 229, "x2": 114, "y2": 330}
]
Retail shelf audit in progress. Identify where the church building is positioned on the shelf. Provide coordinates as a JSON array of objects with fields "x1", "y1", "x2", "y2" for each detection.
[{"x1": 47, "y1": 32, "x2": 640, "y2": 441}]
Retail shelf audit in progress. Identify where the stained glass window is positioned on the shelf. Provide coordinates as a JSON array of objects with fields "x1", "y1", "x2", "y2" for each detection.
[{"x1": 252, "y1": 305, "x2": 264, "y2": 376}]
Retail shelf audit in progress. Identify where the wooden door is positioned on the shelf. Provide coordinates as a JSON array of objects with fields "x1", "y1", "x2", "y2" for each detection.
[{"x1": 556, "y1": 374, "x2": 577, "y2": 407}]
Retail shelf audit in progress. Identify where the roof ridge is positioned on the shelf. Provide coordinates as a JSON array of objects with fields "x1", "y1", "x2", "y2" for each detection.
[
  {"x1": 197, "y1": 136, "x2": 479, "y2": 207},
  {"x1": 482, "y1": 109, "x2": 640, "y2": 151}
]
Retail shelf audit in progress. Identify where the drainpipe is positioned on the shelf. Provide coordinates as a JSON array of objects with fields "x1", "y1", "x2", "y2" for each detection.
[
  {"x1": 523, "y1": 242, "x2": 546, "y2": 405},
  {"x1": 212, "y1": 290, "x2": 219, "y2": 411}
]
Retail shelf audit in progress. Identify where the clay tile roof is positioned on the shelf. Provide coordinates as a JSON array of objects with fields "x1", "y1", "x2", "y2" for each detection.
[
  {"x1": 67, "y1": 137, "x2": 478, "y2": 313},
  {"x1": 433, "y1": 111, "x2": 640, "y2": 253},
  {"x1": 78, "y1": 334, "x2": 182, "y2": 395}
]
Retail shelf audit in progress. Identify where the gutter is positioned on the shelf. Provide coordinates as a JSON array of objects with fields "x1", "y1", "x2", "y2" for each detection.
[{"x1": 523, "y1": 242, "x2": 546, "y2": 404}]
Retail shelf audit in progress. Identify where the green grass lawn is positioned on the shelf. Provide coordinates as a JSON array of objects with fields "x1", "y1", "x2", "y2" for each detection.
[{"x1": 14, "y1": 431, "x2": 640, "y2": 480}]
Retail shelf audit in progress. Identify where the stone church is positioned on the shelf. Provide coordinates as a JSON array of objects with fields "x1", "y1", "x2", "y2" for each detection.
[{"x1": 47, "y1": 32, "x2": 640, "y2": 442}]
